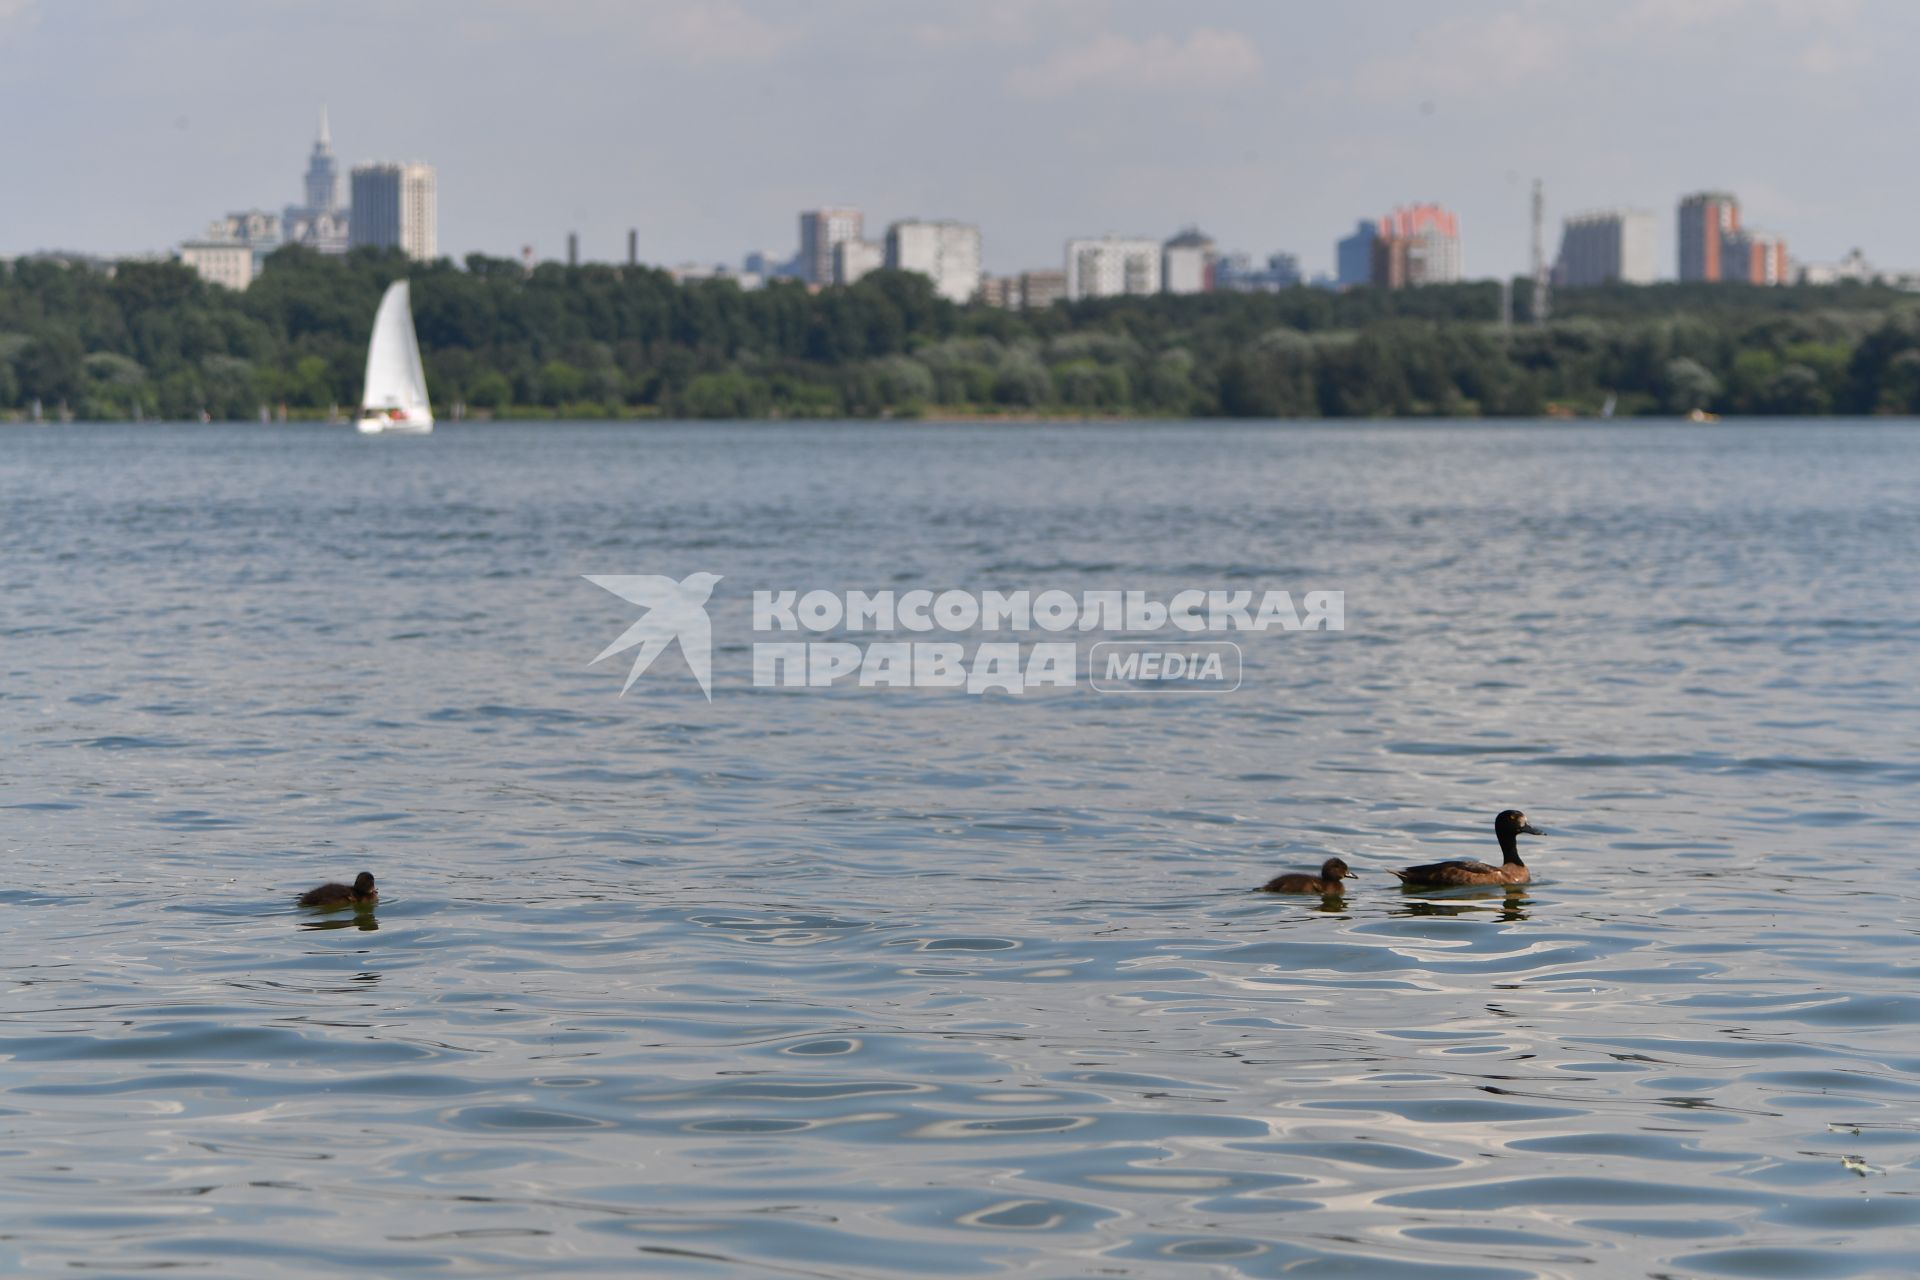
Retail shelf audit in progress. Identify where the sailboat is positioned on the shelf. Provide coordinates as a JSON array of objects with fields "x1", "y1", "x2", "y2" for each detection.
[{"x1": 356, "y1": 279, "x2": 434, "y2": 434}]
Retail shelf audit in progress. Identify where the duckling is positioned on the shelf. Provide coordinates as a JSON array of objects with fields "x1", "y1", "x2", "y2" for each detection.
[
  {"x1": 1391, "y1": 810, "x2": 1544, "y2": 887},
  {"x1": 1261, "y1": 857, "x2": 1358, "y2": 895},
  {"x1": 298, "y1": 871, "x2": 378, "y2": 908}
]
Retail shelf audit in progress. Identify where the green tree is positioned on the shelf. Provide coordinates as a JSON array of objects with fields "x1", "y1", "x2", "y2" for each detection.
[
  {"x1": 1664, "y1": 357, "x2": 1721, "y2": 413},
  {"x1": 1876, "y1": 350, "x2": 1920, "y2": 413},
  {"x1": 18, "y1": 330, "x2": 83, "y2": 401},
  {"x1": 993, "y1": 351, "x2": 1052, "y2": 407},
  {"x1": 1758, "y1": 363, "x2": 1828, "y2": 415},
  {"x1": 538, "y1": 360, "x2": 585, "y2": 405},
  {"x1": 682, "y1": 370, "x2": 768, "y2": 418},
  {"x1": 468, "y1": 370, "x2": 513, "y2": 411},
  {"x1": 7, "y1": 244, "x2": 1920, "y2": 421}
]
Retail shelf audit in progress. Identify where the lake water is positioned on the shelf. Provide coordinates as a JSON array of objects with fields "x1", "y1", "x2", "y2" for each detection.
[{"x1": 2, "y1": 420, "x2": 1918, "y2": 1278}]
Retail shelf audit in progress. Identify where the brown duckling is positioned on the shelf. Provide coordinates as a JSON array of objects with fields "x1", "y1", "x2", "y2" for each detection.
[
  {"x1": 1261, "y1": 857, "x2": 1358, "y2": 895},
  {"x1": 1391, "y1": 810, "x2": 1543, "y2": 887},
  {"x1": 298, "y1": 871, "x2": 377, "y2": 908}
]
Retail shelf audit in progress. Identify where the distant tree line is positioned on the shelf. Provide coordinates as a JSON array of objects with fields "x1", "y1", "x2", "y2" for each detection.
[{"x1": 4, "y1": 245, "x2": 1920, "y2": 420}]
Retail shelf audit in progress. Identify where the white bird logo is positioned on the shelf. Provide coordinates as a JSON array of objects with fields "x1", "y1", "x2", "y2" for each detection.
[{"x1": 584, "y1": 572, "x2": 723, "y2": 699}]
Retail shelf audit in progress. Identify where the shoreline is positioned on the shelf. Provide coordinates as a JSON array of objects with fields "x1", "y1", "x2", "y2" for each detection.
[{"x1": 7, "y1": 413, "x2": 1918, "y2": 428}]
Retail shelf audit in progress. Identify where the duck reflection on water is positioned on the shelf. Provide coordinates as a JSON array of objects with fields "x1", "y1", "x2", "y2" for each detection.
[{"x1": 1393, "y1": 885, "x2": 1532, "y2": 922}]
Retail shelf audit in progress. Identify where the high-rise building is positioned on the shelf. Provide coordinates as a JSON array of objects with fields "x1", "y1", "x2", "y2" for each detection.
[
  {"x1": 976, "y1": 276, "x2": 1015, "y2": 308},
  {"x1": 1677, "y1": 193, "x2": 1788, "y2": 285},
  {"x1": 1554, "y1": 209, "x2": 1657, "y2": 286},
  {"x1": 1722, "y1": 229, "x2": 1789, "y2": 285},
  {"x1": 284, "y1": 108, "x2": 350, "y2": 254},
  {"x1": 304, "y1": 108, "x2": 338, "y2": 213},
  {"x1": 1212, "y1": 252, "x2": 1255, "y2": 289},
  {"x1": 1335, "y1": 220, "x2": 1377, "y2": 288},
  {"x1": 1162, "y1": 228, "x2": 1216, "y2": 294},
  {"x1": 799, "y1": 208, "x2": 862, "y2": 286},
  {"x1": 1020, "y1": 269, "x2": 1067, "y2": 310},
  {"x1": 349, "y1": 163, "x2": 437, "y2": 260},
  {"x1": 885, "y1": 220, "x2": 982, "y2": 303},
  {"x1": 1266, "y1": 252, "x2": 1302, "y2": 288},
  {"x1": 1677, "y1": 192, "x2": 1739, "y2": 282},
  {"x1": 1214, "y1": 250, "x2": 1302, "y2": 293},
  {"x1": 833, "y1": 238, "x2": 885, "y2": 286},
  {"x1": 1369, "y1": 205, "x2": 1461, "y2": 288},
  {"x1": 978, "y1": 269, "x2": 1071, "y2": 311},
  {"x1": 1065, "y1": 236, "x2": 1160, "y2": 300}
]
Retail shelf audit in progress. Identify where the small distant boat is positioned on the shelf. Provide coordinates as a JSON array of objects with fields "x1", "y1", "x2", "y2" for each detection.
[
  {"x1": 1687, "y1": 407, "x2": 1720, "y2": 424},
  {"x1": 1600, "y1": 393, "x2": 1617, "y2": 420},
  {"x1": 356, "y1": 280, "x2": 434, "y2": 435}
]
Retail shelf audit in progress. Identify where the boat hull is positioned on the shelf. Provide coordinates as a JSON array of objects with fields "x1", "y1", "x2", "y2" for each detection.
[{"x1": 356, "y1": 413, "x2": 434, "y2": 435}]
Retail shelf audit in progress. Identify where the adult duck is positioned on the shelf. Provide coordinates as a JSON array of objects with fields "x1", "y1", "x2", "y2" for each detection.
[{"x1": 1391, "y1": 811, "x2": 1544, "y2": 887}]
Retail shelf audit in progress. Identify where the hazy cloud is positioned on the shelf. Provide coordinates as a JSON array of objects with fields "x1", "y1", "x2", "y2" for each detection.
[
  {"x1": 1007, "y1": 27, "x2": 1261, "y2": 98},
  {"x1": 912, "y1": 1, "x2": 1054, "y2": 49},
  {"x1": 1344, "y1": 1, "x2": 1875, "y2": 106},
  {"x1": 465, "y1": 0, "x2": 792, "y2": 63},
  {"x1": 1348, "y1": 9, "x2": 1571, "y2": 103},
  {"x1": 647, "y1": 1, "x2": 791, "y2": 64},
  {"x1": 2, "y1": 1, "x2": 1914, "y2": 277}
]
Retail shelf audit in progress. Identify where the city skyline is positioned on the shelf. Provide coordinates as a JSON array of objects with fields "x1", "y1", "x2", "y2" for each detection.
[
  {"x1": 79, "y1": 112, "x2": 1884, "y2": 301},
  {"x1": 156, "y1": 122, "x2": 1833, "y2": 301},
  {"x1": 2, "y1": 1, "x2": 1913, "y2": 278},
  {"x1": 159, "y1": 115, "x2": 1824, "y2": 301}
]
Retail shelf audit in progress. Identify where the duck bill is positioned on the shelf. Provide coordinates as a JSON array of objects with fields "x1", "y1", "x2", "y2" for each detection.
[{"x1": 1520, "y1": 823, "x2": 1544, "y2": 835}]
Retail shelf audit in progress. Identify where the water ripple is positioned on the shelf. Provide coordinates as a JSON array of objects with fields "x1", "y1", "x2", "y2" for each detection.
[{"x1": 4, "y1": 421, "x2": 1920, "y2": 1277}]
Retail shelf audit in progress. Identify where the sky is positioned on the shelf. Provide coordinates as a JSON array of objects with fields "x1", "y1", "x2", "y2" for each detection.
[{"x1": 1, "y1": 0, "x2": 1913, "y2": 279}]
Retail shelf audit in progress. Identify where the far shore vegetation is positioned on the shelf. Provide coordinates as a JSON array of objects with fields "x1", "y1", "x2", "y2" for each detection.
[{"x1": 5, "y1": 246, "x2": 1920, "y2": 422}]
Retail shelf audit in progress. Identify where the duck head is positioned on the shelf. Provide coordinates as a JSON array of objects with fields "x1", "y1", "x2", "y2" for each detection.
[
  {"x1": 1494, "y1": 810, "x2": 1543, "y2": 861},
  {"x1": 1495, "y1": 810, "x2": 1543, "y2": 838},
  {"x1": 1320, "y1": 858, "x2": 1358, "y2": 881}
]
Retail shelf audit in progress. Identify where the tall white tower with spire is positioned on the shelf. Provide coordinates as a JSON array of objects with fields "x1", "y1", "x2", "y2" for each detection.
[
  {"x1": 286, "y1": 106, "x2": 349, "y2": 253},
  {"x1": 303, "y1": 106, "x2": 339, "y2": 214}
]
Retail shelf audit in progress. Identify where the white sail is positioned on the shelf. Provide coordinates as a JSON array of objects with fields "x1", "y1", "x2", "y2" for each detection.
[{"x1": 356, "y1": 280, "x2": 433, "y2": 433}]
